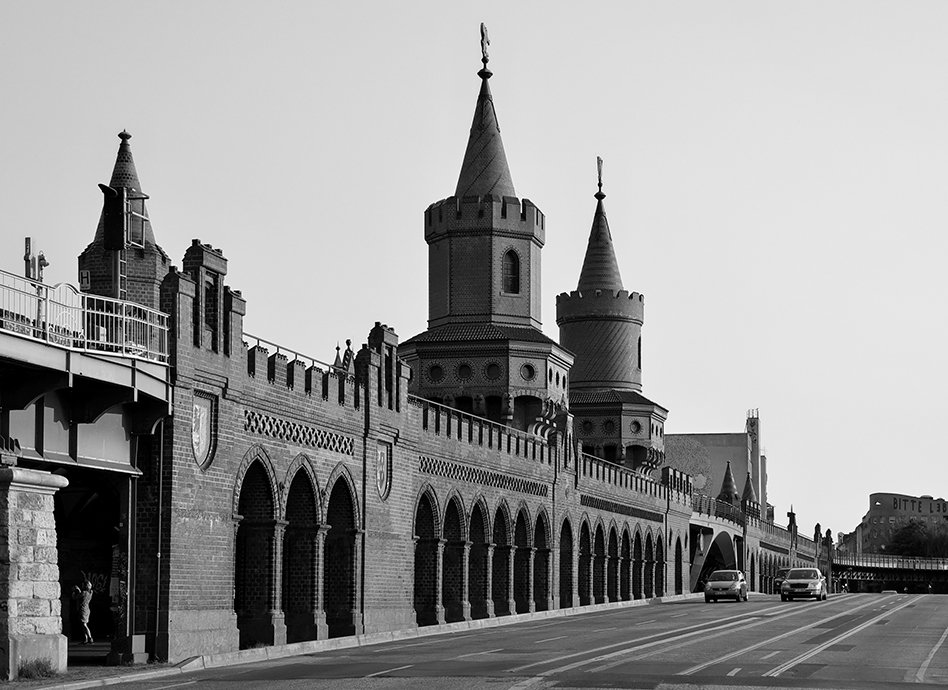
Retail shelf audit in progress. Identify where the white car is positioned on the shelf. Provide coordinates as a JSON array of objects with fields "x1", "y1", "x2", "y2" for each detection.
[
  {"x1": 780, "y1": 568, "x2": 828, "y2": 601},
  {"x1": 704, "y1": 570, "x2": 748, "y2": 603}
]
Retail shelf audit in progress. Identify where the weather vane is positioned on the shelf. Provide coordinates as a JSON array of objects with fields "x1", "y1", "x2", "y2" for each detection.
[
  {"x1": 480, "y1": 23, "x2": 490, "y2": 66},
  {"x1": 596, "y1": 156, "x2": 605, "y2": 199}
]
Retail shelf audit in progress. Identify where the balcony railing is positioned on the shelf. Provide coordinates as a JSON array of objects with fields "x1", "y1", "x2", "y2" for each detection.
[{"x1": 0, "y1": 268, "x2": 168, "y2": 363}]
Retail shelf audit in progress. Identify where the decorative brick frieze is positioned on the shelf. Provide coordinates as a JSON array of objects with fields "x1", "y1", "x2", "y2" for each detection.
[
  {"x1": 243, "y1": 410, "x2": 354, "y2": 456},
  {"x1": 419, "y1": 456, "x2": 548, "y2": 498}
]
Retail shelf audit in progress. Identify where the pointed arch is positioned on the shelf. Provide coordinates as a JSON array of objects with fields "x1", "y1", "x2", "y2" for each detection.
[
  {"x1": 533, "y1": 509, "x2": 551, "y2": 612},
  {"x1": 468, "y1": 497, "x2": 491, "y2": 620},
  {"x1": 492, "y1": 500, "x2": 513, "y2": 616},
  {"x1": 655, "y1": 534, "x2": 665, "y2": 597},
  {"x1": 644, "y1": 532, "x2": 655, "y2": 598},
  {"x1": 620, "y1": 527, "x2": 632, "y2": 600},
  {"x1": 559, "y1": 516, "x2": 574, "y2": 609},
  {"x1": 607, "y1": 525, "x2": 619, "y2": 602},
  {"x1": 675, "y1": 536, "x2": 684, "y2": 595},
  {"x1": 322, "y1": 462, "x2": 362, "y2": 531},
  {"x1": 324, "y1": 471, "x2": 359, "y2": 638},
  {"x1": 633, "y1": 528, "x2": 643, "y2": 600},
  {"x1": 281, "y1": 454, "x2": 322, "y2": 520},
  {"x1": 282, "y1": 458, "x2": 321, "y2": 643},
  {"x1": 579, "y1": 519, "x2": 593, "y2": 606},
  {"x1": 414, "y1": 485, "x2": 441, "y2": 626},
  {"x1": 442, "y1": 493, "x2": 466, "y2": 623},
  {"x1": 233, "y1": 444, "x2": 278, "y2": 518}
]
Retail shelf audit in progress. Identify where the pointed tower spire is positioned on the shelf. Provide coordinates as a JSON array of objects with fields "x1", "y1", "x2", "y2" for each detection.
[
  {"x1": 717, "y1": 461, "x2": 740, "y2": 504},
  {"x1": 454, "y1": 24, "x2": 516, "y2": 199},
  {"x1": 110, "y1": 130, "x2": 142, "y2": 191},
  {"x1": 741, "y1": 469, "x2": 758, "y2": 503},
  {"x1": 576, "y1": 157, "x2": 624, "y2": 293}
]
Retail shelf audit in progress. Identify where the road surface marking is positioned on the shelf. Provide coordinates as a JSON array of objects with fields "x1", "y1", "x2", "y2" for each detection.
[
  {"x1": 915, "y1": 621, "x2": 948, "y2": 683},
  {"x1": 640, "y1": 619, "x2": 657, "y2": 624},
  {"x1": 457, "y1": 647, "x2": 504, "y2": 658},
  {"x1": 761, "y1": 650, "x2": 779, "y2": 660},
  {"x1": 535, "y1": 635, "x2": 568, "y2": 644},
  {"x1": 364, "y1": 664, "x2": 414, "y2": 678},
  {"x1": 151, "y1": 682, "x2": 197, "y2": 690},
  {"x1": 592, "y1": 626, "x2": 616, "y2": 632},
  {"x1": 373, "y1": 633, "x2": 475, "y2": 652},
  {"x1": 678, "y1": 595, "x2": 888, "y2": 676},
  {"x1": 764, "y1": 596, "x2": 918, "y2": 677},
  {"x1": 727, "y1": 667, "x2": 741, "y2": 676},
  {"x1": 671, "y1": 613, "x2": 689, "y2": 618}
]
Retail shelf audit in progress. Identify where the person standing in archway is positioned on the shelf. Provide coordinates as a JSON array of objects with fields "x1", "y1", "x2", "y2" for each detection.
[{"x1": 72, "y1": 580, "x2": 93, "y2": 644}]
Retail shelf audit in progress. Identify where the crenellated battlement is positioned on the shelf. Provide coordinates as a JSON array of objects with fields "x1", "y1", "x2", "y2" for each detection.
[
  {"x1": 555, "y1": 288, "x2": 644, "y2": 323},
  {"x1": 424, "y1": 194, "x2": 545, "y2": 244}
]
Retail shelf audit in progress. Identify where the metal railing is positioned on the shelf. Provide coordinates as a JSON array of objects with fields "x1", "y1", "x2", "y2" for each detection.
[
  {"x1": 0, "y1": 268, "x2": 168, "y2": 363},
  {"x1": 834, "y1": 553, "x2": 948, "y2": 571}
]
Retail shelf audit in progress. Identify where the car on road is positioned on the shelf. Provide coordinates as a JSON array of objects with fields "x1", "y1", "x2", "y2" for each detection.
[
  {"x1": 704, "y1": 569, "x2": 748, "y2": 603},
  {"x1": 780, "y1": 567, "x2": 828, "y2": 601},
  {"x1": 773, "y1": 566, "x2": 791, "y2": 591}
]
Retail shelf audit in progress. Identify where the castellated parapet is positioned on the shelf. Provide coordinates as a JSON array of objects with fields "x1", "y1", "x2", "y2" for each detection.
[
  {"x1": 425, "y1": 194, "x2": 545, "y2": 244},
  {"x1": 555, "y1": 289, "x2": 644, "y2": 324}
]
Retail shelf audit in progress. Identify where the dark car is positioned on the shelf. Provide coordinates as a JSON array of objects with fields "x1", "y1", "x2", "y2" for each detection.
[
  {"x1": 780, "y1": 567, "x2": 828, "y2": 601},
  {"x1": 773, "y1": 567, "x2": 792, "y2": 591},
  {"x1": 704, "y1": 569, "x2": 748, "y2": 603}
]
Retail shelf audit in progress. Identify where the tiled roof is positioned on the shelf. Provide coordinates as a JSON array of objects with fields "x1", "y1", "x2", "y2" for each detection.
[
  {"x1": 454, "y1": 68, "x2": 516, "y2": 199},
  {"x1": 402, "y1": 323, "x2": 557, "y2": 346},
  {"x1": 576, "y1": 191, "x2": 624, "y2": 293},
  {"x1": 568, "y1": 389, "x2": 659, "y2": 407}
]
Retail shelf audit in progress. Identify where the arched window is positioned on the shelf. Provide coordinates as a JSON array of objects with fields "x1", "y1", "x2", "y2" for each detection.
[{"x1": 502, "y1": 250, "x2": 520, "y2": 294}]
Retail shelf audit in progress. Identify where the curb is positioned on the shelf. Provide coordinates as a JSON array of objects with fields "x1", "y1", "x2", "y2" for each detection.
[{"x1": 34, "y1": 593, "x2": 705, "y2": 689}]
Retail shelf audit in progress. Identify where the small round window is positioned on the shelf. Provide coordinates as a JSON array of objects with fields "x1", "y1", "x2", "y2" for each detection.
[
  {"x1": 520, "y1": 363, "x2": 536, "y2": 380},
  {"x1": 603, "y1": 420, "x2": 615, "y2": 434},
  {"x1": 457, "y1": 363, "x2": 473, "y2": 380},
  {"x1": 630, "y1": 420, "x2": 641, "y2": 434},
  {"x1": 428, "y1": 365, "x2": 444, "y2": 382},
  {"x1": 581, "y1": 420, "x2": 594, "y2": 435},
  {"x1": 485, "y1": 363, "x2": 502, "y2": 380}
]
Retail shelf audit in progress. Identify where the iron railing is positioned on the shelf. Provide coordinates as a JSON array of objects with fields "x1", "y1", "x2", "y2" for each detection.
[
  {"x1": 834, "y1": 553, "x2": 948, "y2": 571},
  {"x1": 0, "y1": 268, "x2": 168, "y2": 363}
]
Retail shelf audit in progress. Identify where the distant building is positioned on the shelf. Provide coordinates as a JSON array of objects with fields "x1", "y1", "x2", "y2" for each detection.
[
  {"x1": 851, "y1": 492, "x2": 948, "y2": 553},
  {"x1": 665, "y1": 410, "x2": 771, "y2": 521}
]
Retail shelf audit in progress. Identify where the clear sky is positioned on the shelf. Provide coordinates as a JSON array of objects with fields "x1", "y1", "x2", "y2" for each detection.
[{"x1": 3, "y1": 2, "x2": 946, "y2": 540}]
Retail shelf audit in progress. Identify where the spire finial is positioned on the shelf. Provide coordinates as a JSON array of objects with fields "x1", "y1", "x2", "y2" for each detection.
[
  {"x1": 119, "y1": 130, "x2": 131, "y2": 142},
  {"x1": 478, "y1": 23, "x2": 492, "y2": 79},
  {"x1": 595, "y1": 156, "x2": 605, "y2": 200}
]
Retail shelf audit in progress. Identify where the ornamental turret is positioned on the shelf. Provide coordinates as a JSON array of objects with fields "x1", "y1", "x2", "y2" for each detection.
[
  {"x1": 78, "y1": 131, "x2": 169, "y2": 309},
  {"x1": 558, "y1": 160, "x2": 666, "y2": 472},
  {"x1": 401, "y1": 26, "x2": 573, "y2": 433}
]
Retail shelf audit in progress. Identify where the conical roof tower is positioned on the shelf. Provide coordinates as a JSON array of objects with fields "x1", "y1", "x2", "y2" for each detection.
[
  {"x1": 79, "y1": 131, "x2": 169, "y2": 309},
  {"x1": 717, "y1": 462, "x2": 740, "y2": 504},
  {"x1": 557, "y1": 159, "x2": 667, "y2": 473},
  {"x1": 400, "y1": 26, "x2": 573, "y2": 432},
  {"x1": 741, "y1": 469, "x2": 758, "y2": 504}
]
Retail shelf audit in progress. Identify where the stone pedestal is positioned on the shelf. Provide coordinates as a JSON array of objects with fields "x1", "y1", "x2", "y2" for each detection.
[{"x1": 0, "y1": 466, "x2": 69, "y2": 680}]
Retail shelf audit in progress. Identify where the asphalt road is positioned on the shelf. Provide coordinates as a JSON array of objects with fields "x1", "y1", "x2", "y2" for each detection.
[{"x1": 112, "y1": 593, "x2": 948, "y2": 690}]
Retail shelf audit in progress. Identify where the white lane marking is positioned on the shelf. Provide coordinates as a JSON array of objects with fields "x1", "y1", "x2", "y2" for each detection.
[
  {"x1": 727, "y1": 667, "x2": 741, "y2": 676},
  {"x1": 364, "y1": 664, "x2": 413, "y2": 678},
  {"x1": 373, "y1": 633, "x2": 475, "y2": 652},
  {"x1": 456, "y1": 647, "x2": 504, "y2": 659},
  {"x1": 671, "y1": 613, "x2": 689, "y2": 618},
  {"x1": 678, "y1": 595, "x2": 889, "y2": 676},
  {"x1": 916, "y1": 620, "x2": 948, "y2": 683},
  {"x1": 592, "y1": 626, "x2": 616, "y2": 632},
  {"x1": 151, "y1": 682, "x2": 197, "y2": 690},
  {"x1": 535, "y1": 635, "x2": 568, "y2": 644},
  {"x1": 761, "y1": 650, "x2": 779, "y2": 660},
  {"x1": 764, "y1": 596, "x2": 919, "y2": 677},
  {"x1": 640, "y1": 619, "x2": 657, "y2": 624}
]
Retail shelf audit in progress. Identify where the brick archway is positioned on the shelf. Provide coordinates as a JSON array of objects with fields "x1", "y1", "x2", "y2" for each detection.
[
  {"x1": 593, "y1": 523, "x2": 606, "y2": 604},
  {"x1": 492, "y1": 503, "x2": 512, "y2": 616},
  {"x1": 283, "y1": 468, "x2": 320, "y2": 643},
  {"x1": 633, "y1": 531, "x2": 643, "y2": 599},
  {"x1": 442, "y1": 494, "x2": 466, "y2": 623},
  {"x1": 621, "y1": 528, "x2": 632, "y2": 601},
  {"x1": 579, "y1": 521, "x2": 592, "y2": 606},
  {"x1": 468, "y1": 499, "x2": 491, "y2": 620},
  {"x1": 644, "y1": 533, "x2": 655, "y2": 598},
  {"x1": 414, "y1": 488, "x2": 440, "y2": 626},
  {"x1": 655, "y1": 535, "x2": 665, "y2": 596},
  {"x1": 533, "y1": 511, "x2": 551, "y2": 612},
  {"x1": 324, "y1": 477, "x2": 357, "y2": 638},
  {"x1": 607, "y1": 526, "x2": 619, "y2": 602},
  {"x1": 234, "y1": 460, "x2": 277, "y2": 648},
  {"x1": 513, "y1": 508, "x2": 531, "y2": 614},
  {"x1": 675, "y1": 536, "x2": 684, "y2": 595},
  {"x1": 559, "y1": 518, "x2": 574, "y2": 609}
]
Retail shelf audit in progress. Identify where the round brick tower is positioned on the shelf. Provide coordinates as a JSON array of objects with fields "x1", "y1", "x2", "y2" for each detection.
[
  {"x1": 556, "y1": 174, "x2": 643, "y2": 392},
  {"x1": 557, "y1": 165, "x2": 666, "y2": 471}
]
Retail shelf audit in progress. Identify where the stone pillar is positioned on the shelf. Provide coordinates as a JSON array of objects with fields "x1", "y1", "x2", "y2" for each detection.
[
  {"x1": 527, "y1": 548, "x2": 536, "y2": 613},
  {"x1": 435, "y1": 539, "x2": 446, "y2": 625},
  {"x1": 485, "y1": 544, "x2": 495, "y2": 618},
  {"x1": 268, "y1": 521, "x2": 287, "y2": 646},
  {"x1": 0, "y1": 465, "x2": 69, "y2": 681},
  {"x1": 571, "y1": 543, "x2": 580, "y2": 608},
  {"x1": 312, "y1": 527, "x2": 328, "y2": 639},
  {"x1": 506, "y1": 548, "x2": 516, "y2": 615},
  {"x1": 461, "y1": 542, "x2": 472, "y2": 621},
  {"x1": 350, "y1": 529, "x2": 365, "y2": 635}
]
